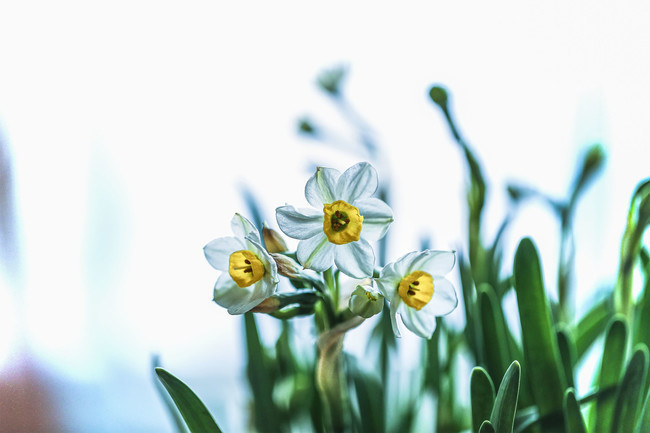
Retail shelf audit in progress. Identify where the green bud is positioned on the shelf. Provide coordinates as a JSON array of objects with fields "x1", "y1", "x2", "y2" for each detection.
[
  {"x1": 298, "y1": 117, "x2": 317, "y2": 135},
  {"x1": 429, "y1": 85, "x2": 448, "y2": 108},
  {"x1": 317, "y1": 66, "x2": 346, "y2": 96},
  {"x1": 348, "y1": 285, "x2": 384, "y2": 319}
]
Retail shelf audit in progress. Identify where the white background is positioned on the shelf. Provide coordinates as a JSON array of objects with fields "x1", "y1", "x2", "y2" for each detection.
[{"x1": 0, "y1": 2, "x2": 649, "y2": 431}]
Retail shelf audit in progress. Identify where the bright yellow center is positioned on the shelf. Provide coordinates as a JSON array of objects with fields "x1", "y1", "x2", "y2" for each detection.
[
  {"x1": 323, "y1": 200, "x2": 363, "y2": 245},
  {"x1": 398, "y1": 270, "x2": 434, "y2": 310},
  {"x1": 228, "y1": 250, "x2": 265, "y2": 288}
]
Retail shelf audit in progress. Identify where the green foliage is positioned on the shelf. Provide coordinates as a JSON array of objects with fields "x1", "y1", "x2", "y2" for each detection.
[
  {"x1": 563, "y1": 389, "x2": 587, "y2": 433},
  {"x1": 471, "y1": 367, "x2": 495, "y2": 433},
  {"x1": 490, "y1": 361, "x2": 521, "y2": 433},
  {"x1": 155, "y1": 368, "x2": 222, "y2": 433}
]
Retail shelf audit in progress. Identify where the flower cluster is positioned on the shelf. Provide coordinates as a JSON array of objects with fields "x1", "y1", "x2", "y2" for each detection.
[{"x1": 203, "y1": 162, "x2": 458, "y2": 338}]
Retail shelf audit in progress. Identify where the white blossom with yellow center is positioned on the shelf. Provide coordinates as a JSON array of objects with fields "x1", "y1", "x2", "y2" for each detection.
[
  {"x1": 376, "y1": 250, "x2": 458, "y2": 338},
  {"x1": 204, "y1": 214, "x2": 279, "y2": 314},
  {"x1": 276, "y1": 162, "x2": 393, "y2": 278}
]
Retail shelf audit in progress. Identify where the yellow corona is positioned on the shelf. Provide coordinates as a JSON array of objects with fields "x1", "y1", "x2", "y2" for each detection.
[
  {"x1": 398, "y1": 270, "x2": 434, "y2": 310},
  {"x1": 229, "y1": 250, "x2": 265, "y2": 287},
  {"x1": 323, "y1": 200, "x2": 363, "y2": 245}
]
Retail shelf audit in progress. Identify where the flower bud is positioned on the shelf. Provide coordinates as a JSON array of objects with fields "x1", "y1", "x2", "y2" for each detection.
[
  {"x1": 348, "y1": 285, "x2": 384, "y2": 319},
  {"x1": 250, "y1": 296, "x2": 282, "y2": 313},
  {"x1": 263, "y1": 224, "x2": 288, "y2": 253},
  {"x1": 429, "y1": 85, "x2": 448, "y2": 108},
  {"x1": 271, "y1": 253, "x2": 302, "y2": 279}
]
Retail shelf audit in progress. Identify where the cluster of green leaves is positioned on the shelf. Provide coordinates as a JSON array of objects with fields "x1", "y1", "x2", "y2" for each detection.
[{"x1": 152, "y1": 68, "x2": 650, "y2": 433}]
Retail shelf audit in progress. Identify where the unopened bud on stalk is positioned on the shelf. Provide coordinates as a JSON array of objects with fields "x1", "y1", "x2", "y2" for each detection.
[
  {"x1": 271, "y1": 253, "x2": 302, "y2": 279},
  {"x1": 429, "y1": 85, "x2": 448, "y2": 108},
  {"x1": 263, "y1": 224, "x2": 288, "y2": 253},
  {"x1": 349, "y1": 285, "x2": 384, "y2": 319},
  {"x1": 250, "y1": 296, "x2": 282, "y2": 313}
]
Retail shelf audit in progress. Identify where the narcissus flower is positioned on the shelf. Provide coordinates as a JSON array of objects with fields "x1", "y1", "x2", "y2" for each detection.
[
  {"x1": 376, "y1": 250, "x2": 458, "y2": 338},
  {"x1": 204, "y1": 214, "x2": 279, "y2": 314},
  {"x1": 276, "y1": 162, "x2": 393, "y2": 278}
]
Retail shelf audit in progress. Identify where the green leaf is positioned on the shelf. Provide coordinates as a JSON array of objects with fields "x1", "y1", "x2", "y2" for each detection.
[
  {"x1": 479, "y1": 420, "x2": 496, "y2": 433},
  {"x1": 478, "y1": 284, "x2": 510, "y2": 387},
  {"x1": 513, "y1": 238, "x2": 567, "y2": 431},
  {"x1": 471, "y1": 367, "x2": 496, "y2": 433},
  {"x1": 490, "y1": 361, "x2": 521, "y2": 433},
  {"x1": 575, "y1": 295, "x2": 612, "y2": 361},
  {"x1": 610, "y1": 345, "x2": 649, "y2": 433},
  {"x1": 152, "y1": 357, "x2": 188, "y2": 433},
  {"x1": 593, "y1": 316, "x2": 628, "y2": 433},
  {"x1": 634, "y1": 389, "x2": 650, "y2": 433},
  {"x1": 557, "y1": 327, "x2": 576, "y2": 389},
  {"x1": 155, "y1": 368, "x2": 222, "y2": 433},
  {"x1": 563, "y1": 389, "x2": 587, "y2": 433},
  {"x1": 348, "y1": 358, "x2": 385, "y2": 433},
  {"x1": 243, "y1": 312, "x2": 282, "y2": 433}
]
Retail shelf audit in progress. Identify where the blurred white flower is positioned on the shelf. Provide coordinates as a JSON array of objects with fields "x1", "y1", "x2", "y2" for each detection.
[
  {"x1": 349, "y1": 284, "x2": 384, "y2": 319},
  {"x1": 376, "y1": 250, "x2": 458, "y2": 338},
  {"x1": 203, "y1": 214, "x2": 279, "y2": 314},
  {"x1": 276, "y1": 162, "x2": 393, "y2": 278}
]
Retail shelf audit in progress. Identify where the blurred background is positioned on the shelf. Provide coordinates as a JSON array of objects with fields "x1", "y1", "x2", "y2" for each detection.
[{"x1": 0, "y1": 1, "x2": 649, "y2": 431}]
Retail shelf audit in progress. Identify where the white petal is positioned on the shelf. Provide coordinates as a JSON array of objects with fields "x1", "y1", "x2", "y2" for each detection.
[
  {"x1": 391, "y1": 251, "x2": 421, "y2": 276},
  {"x1": 424, "y1": 277, "x2": 458, "y2": 316},
  {"x1": 231, "y1": 213, "x2": 260, "y2": 241},
  {"x1": 245, "y1": 235, "x2": 279, "y2": 282},
  {"x1": 336, "y1": 162, "x2": 378, "y2": 203},
  {"x1": 375, "y1": 275, "x2": 399, "y2": 303},
  {"x1": 398, "y1": 302, "x2": 438, "y2": 338},
  {"x1": 297, "y1": 233, "x2": 335, "y2": 272},
  {"x1": 204, "y1": 236, "x2": 246, "y2": 271},
  {"x1": 334, "y1": 238, "x2": 374, "y2": 278},
  {"x1": 305, "y1": 167, "x2": 340, "y2": 207},
  {"x1": 213, "y1": 273, "x2": 262, "y2": 315},
  {"x1": 389, "y1": 297, "x2": 403, "y2": 338},
  {"x1": 407, "y1": 250, "x2": 456, "y2": 277},
  {"x1": 355, "y1": 197, "x2": 394, "y2": 241},
  {"x1": 276, "y1": 205, "x2": 323, "y2": 240}
]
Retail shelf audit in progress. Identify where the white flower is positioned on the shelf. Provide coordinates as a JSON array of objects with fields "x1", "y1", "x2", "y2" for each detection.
[
  {"x1": 203, "y1": 214, "x2": 279, "y2": 314},
  {"x1": 276, "y1": 162, "x2": 393, "y2": 278},
  {"x1": 376, "y1": 250, "x2": 458, "y2": 338},
  {"x1": 349, "y1": 284, "x2": 384, "y2": 319}
]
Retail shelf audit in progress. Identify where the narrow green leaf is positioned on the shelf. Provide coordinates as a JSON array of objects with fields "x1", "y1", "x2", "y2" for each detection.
[
  {"x1": 151, "y1": 357, "x2": 188, "y2": 433},
  {"x1": 563, "y1": 389, "x2": 587, "y2": 433},
  {"x1": 244, "y1": 312, "x2": 281, "y2": 433},
  {"x1": 610, "y1": 345, "x2": 649, "y2": 433},
  {"x1": 634, "y1": 388, "x2": 650, "y2": 433},
  {"x1": 155, "y1": 368, "x2": 222, "y2": 433},
  {"x1": 557, "y1": 328, "x2": 576, "y2": 389},
  {"x1": 478, "y1": 284, "x2": 510, "y2": 387},
  {"x1": 513, "y1": 238, "x2": 567, "y2": 431},
  {"x1": 490, "y1": 361, "x2": 521, "y2": 433},
  {"x1": 593, "y1": 316, "x2": 628, "y2": 433},
  {"x1": 634, "y1": 249, "x2": 650, "y2": 349},
  {"x1": 471, "y1": 367, "x2": 496, "y2": 433},
  {"x1": 575, "y1": 296, "x2": 612, "y2": 360},
  {"x1": 479, "y1": 420, "x2": 496, "y2": 433},
  {"x1": 349, "y1": 358, "x2": 385, "y2": 433}
]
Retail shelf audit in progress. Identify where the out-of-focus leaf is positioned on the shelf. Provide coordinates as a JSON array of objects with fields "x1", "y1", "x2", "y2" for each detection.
[
  {"x1": 478, "y1": 284, "x2": 510, "y2": 386},
  {"x1": 155, "y1": 368, "x2": 222, "y2": 433},
  {"x1": 458, "y1": 254, "x2": 481, "y2": 363},
  {"x1": 244, "y1": 313, "x2": 281, "y2": 433},
  {"x1": 634, "y1": 248, "x2": 650, "y2": 349},
  {"x1": 575, "y1": 295, "x2": 612, "y2": 360},
  {"x1": 568, "y1": 144, "x2": 605, "y2": 208},
  {"x1": 490, "y1": 361, "x2": 520, "y2": 433},
  {"x1": 152, "y1": 356, "x2": 188, "y2": 433},
  {"x1": 635, "y1": 389, "x2": 650, "y2": 433},
  {"x1": 593, "y1": 316, "x2": 628, "y2": 433},
  {"x1": 424, "y1": 317, "x2": 442, "y2": 394},
  {"x1": 563, "y1": 389, "x2": 587, "y2": 433},
  {"x1": 610, "y1": 345, "x2": 649, "y2": 433},
  {"x1": 513, "y1": 238, "x2": 566, "y2": 431},
  {"x1": 479, "y1": 420, "x2": 496, "y2": 433},
  {"x1": 471, "y1": 367, "x2": 495, "y2": 433},
  {"x1": 348, "y1": 357, "x2": 385, "y2": 433},
  {"x1": 557, "y1": 327, "x2": 576, "y2": 389}
]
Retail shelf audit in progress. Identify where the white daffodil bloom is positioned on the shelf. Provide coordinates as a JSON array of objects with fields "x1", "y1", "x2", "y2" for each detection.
[
  {"x1": 204, "y1": 214, "x2": 279, "y2": 314},
  {"x1": 376, "y1": 250, "x2": 458, "y2": 338},
  {"x1": 276, "y1": 162, "x2": 393, "y2": 278}
]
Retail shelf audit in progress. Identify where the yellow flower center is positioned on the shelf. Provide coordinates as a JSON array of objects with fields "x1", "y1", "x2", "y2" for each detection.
[
  {"x1": 398, "y1": 270, "x2": 434, "y2": 310},
  {"x1": 323, "y1": 200, "x2": 363, "y2": 245},
  {"x1": 228, "y1": 250, "x2": 265, "y2": 288}
]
